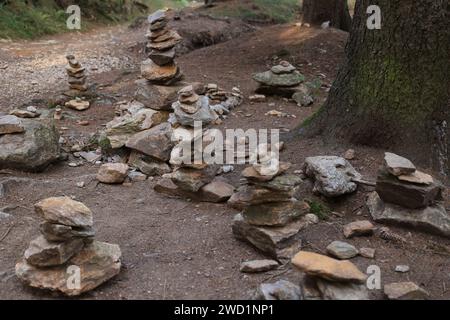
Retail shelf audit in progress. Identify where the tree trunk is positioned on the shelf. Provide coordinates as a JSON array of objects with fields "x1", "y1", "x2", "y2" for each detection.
[
  {"x1": 302, "y1": 0, "x2": 352, "y2": 31},
  {"x1": 303, "y1": 0, "x2": 450, "y2": 175}
]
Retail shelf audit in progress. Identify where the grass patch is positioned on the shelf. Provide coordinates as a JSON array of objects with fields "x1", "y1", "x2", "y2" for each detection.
[
  {"x1": 306, "y1": 199, "x2": 331, "y2": 220},
  {"x1": 0, "y1": 0, "x2": 188, "y2": 39}
]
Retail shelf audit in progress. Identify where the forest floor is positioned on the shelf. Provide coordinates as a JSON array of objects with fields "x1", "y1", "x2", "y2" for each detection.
[{"x1": 0, "y1": 6, "x2": 449, "y2": 300}]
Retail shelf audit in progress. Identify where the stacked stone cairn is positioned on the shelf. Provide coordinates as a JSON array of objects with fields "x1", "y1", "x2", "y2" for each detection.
[
  {"x1": 367, "y1": 152, "x2": 448, "y2": 237},
  {"x1": 65, "y1": 54, "x2": 88, "y2": 94},
  {"x1": 141, "y1": 9, "x2": 183, "y2": 86},
  {"x1": 253, "y1": 61, "x2": 314, "y2": 107},
  {"x1": 230, "y1": 146, "x2": 310, "y2": 260},
  {"x1": 15, "y1": 197, "x2": 121, "y2": 296}
]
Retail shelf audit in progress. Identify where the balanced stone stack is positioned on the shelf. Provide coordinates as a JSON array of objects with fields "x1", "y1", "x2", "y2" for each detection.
[
  {"x1": 66, "y1": 55, "x2": 88, "y2": 93},
  {"x1": 253, "y1": 61, "x2": 311, "y2": 103},
  {"x1": 141, "y1": 10, "x2": 183, "y2": 85},
  {"x1": 292, "y1": 251, "x2": 369, "y2": 300},
  {"x1": 367, "y1": 152, "x2": 448, "y2": 237},
  {"x1": 15, "y1": 197, "x2": 121, "y2": 296},
  {"x1": 206, "y1": 84, "x2": 243, "y2": 116},
  {"x1": 231, "y1": 151, "x2": 309, "y2": 260}
]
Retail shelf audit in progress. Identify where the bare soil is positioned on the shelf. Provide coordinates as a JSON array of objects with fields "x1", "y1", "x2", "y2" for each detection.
[{"x1": 0, "y1": 8, "x2": 449, "y2": 300}]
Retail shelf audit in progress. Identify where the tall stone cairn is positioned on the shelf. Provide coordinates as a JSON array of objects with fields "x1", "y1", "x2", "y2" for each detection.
[{"x1": 66, "y1": 54, "x2": 88, "y2": 93}]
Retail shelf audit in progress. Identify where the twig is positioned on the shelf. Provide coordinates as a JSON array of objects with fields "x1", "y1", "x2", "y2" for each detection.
[
  {"x1": 0, "y1": 224, "x2": 14, "y2": 242},
  {"x1": 263, "y1": 268, "x2": 290, "y2": 282}
]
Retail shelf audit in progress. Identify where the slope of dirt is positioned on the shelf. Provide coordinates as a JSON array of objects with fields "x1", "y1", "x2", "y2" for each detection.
[{"x1": 1, "y1": 18, "x2": 449, "y2": 300}]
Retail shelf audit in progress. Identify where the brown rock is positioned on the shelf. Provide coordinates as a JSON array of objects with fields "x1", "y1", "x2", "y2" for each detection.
[
  {"x1": 384, "y1": 152, "x2": 416, "y2": 176},
  {"x1": 35, "y1": 197, "x2": 93, "y2": 227},
  {"x1": 148, "y1": 48, "x2": 176, "y2": 66},
  {"x1": 384, "y1": 282, "x2": 429, "y2": 300},
  {"x1": 291, "y1": 251, "x2": 367, "y2": 283},
  {"x1": 96, "y1": 163, "x2": 129, "y2": 184},
  {"x1": 0, "y1": 115, "x2": 25, "y2": 135},
  {"x1": 242, "y1": 200, "x2": 309, "y2": 227},
  {"x1": 343, "y1": 220, "x2": 375, "y2": 238},
  {"x1": 141, "y1": 59, "x2": 179, "y2": 83},
  {"x1": 398, "y1": 170, "x2": 434, "y2": 185},
  {"x1": 240, "y1": 260, "x2": 279, "y2": 273},
  {"x1": 228, "y1": 185, "x2": 295, "y2": 210},
  {"x1": 170, "y1": 166, "x2": 218, "y2": 192}
]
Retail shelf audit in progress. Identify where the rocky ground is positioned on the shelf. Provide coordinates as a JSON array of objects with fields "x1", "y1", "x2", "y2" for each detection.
[{"x1": 1, "y1": 7, "x2": 449, "y2": 300}]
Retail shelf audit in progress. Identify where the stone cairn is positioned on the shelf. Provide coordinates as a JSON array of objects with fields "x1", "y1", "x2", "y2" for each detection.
[
  {"x1": 367, "y1": 152, "x2": 448, "y2": 237},
  {"x1": 15, "y1": 197, "x2": 121, "y2": 296},
  {"x1": 230, "y1": 147, "x2": 310, "y2": 260},
  {"x1": 141, "y1": 9, "x2": 183, "y2": 85},
  {"x1": 253, "y1": 61, "x2": 314, "y2": 107},
  {"x1": 66, "y1": 54, "x2": 88, "y2": 93}
]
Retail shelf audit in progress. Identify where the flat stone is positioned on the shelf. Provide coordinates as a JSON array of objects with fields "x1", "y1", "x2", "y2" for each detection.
[
  {"x1": 10, "y1": 109, "x2": 40, "y2": 119},
  {"x1": 35, "y1": 197, "x2": 93, "y2": 228},
  {"x1": 240, "y1": 260, "x2": 279, "y2": 273},
  {"x1": 228, "y1": 185, "x2": 296, "y2": 210},
  {"x1": 149, "y1": 48, "x2": 176, "y2": 66},
  {"x1": 170, "y1": 166, "x2": 218, "y2": 192},
  {"x1": 79, "y1": 151, "x2": 101, "y2": 163},
  {"x1": 343, "y1": 220, "x2": 375, "y2": 238},
  {"x1": 242, "y1": 200, "x2": 309, "y2": 227},
  {"x1": 24, "y1": 236, "x2": 85, "y2": 267},
  {"x1": 148, "y1": 33, "x2": 182, "y2": 51},
  {"x1": 149, "y1": 19, "x2": 168, "y2": 31},
  {"x1": 0, "y1": 115, "x2": 24, "y2": 134},
  {"x1": 126, "y1": 123, "x2": 174, "y2": 162},
  {"x1": 200, "y1": 179, "x2": 235, "y2": 202},
  {"x1": 252, "y1": 173, "x2": 302, "y2": 192},
  {"x1": 315, "y1": 278, "x2": 369, "y2": 300},
  {"x1": 359, "y1": 247, "x2": 376, "y2": 259},
  {"x1": 384, "y1": 282, "x2": 429, "y2": 300},
  {"x1": 291, "y1": 251, "x2": 367, "y2": 284},
  {"x1": 16, "y1": 241, "x2": 121, "y2": 296},
  {"x1": 40, "y1": 222, "x2": 95, "y2": 242},
  {"x1": 128, "y1": 151, "x2": 171, "y2": 176},
  {"x1": 398, "y1": 170, "x2": 434, "y2": 185},
  {"x1": 253, "y1": 70, "x2": 305, "y2": 87},
  {"x1": 242, "y1": 163, "x2": 292, "y2": 183},
  {"x1": 249, "y1": 94, "x2": 266, "y2": 102},
  {"x1": 65, "y1": 100, "x2": 90, "y2": 111},
  {"x1": 128, "y1": 171, "x2": 147, "y2": 182},
  {"x1": 141, "y1": 59, "x2": 179, "y2": 83},
  {"x1": 271, "y1": 63, "x2": 296, "y2": 74},
  {"x1": 134, "y1": 79, "x2": 183, "y2": 111},
  {"x1": 395, "y1": 265, "x2": 410, "y2": 273},
  {"x1": 232, "y1": 213, "x2": 306, "y2": 259},
  {"x1": 172, "y1": 96, "x2": 218, "y2": 127},
  {"x1": 376, "y1": 169, "x2": 442, "y2": 209},
  {"x1": 253, "y1": 280, "x2": 302, "y2": 300},
  {"x1": 367, "y1": 191, "x2": 450, "y2": 238},
  {"x1": 97, "y1": 163, "x2": 129, "y2": 184},
  {"x1": 148, "y1": 9, "x2": 167, "y2": 25},
  {"x1": 326, "y1": 241, "x2": 359, "y2": 260},
  {"x1": 304, "y1": 156, "x2": 361, "y2": 197},
  {"x1": 384, "y1": 152, "x2": 416, "y2": 176}
]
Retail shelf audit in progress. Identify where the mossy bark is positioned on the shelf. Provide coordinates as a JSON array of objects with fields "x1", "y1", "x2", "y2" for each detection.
[
  {"x1": 302, "y1": 0, "x2": 352, "y2": 31},
  {"x1": 304, "y1": 0, "x2": 450, "y2": 175}
]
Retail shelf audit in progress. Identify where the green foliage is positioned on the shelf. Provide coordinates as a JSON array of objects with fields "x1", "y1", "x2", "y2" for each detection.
[{"x1": 306, "y1": 199, "x2": 331, "y2": 220}]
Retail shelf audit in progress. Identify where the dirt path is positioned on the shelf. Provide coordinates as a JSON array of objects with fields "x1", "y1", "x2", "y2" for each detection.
[{"x1": 1, "y1": 15, "x2": 450, "y2": 300}]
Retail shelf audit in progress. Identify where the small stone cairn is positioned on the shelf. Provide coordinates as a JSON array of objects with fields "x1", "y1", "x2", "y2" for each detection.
[
  {"x1": 141, "y1": 9, "x2": 183, "y2": 85},
  {"x1": 66, "y1": 54, "x2": 88, "y2": 93},
  {"x1": 15, "y1": 197, "x2": 121, "y2": 296},
  {"x1": 367, "y1": 152, "x2": 448, "y2": 237},
  {"x1": 230, "y1": 146, "x2": 309, "y2": 260}
]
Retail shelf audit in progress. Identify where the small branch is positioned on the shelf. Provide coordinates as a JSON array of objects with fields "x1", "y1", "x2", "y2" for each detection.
[{"x1": 0, "y1": 224, "x2": 14, "y2": 242}]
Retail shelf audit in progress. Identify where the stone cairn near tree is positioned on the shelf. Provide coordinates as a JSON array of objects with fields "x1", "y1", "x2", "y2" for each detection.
[
  {"x1": 230, "y1": 147, "x2": 311, "y2": 260},
  {"x1": 367, "y1": 152, "x2": 448, "y2": 237},
  {"x1": 253, "y1": 61, "x2": 314, "y2": 107},
  {"x1": 15, "y1": 197, "x2": 121, "y2": 296}
]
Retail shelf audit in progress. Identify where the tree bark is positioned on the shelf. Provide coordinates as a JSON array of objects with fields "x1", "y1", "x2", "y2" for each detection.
[
  {"x1": 302, "y1": 0, "x2": 352, "y2": 31},
  {"x1": 303, "y1": 0, "x2": 450, "y2": 175}
]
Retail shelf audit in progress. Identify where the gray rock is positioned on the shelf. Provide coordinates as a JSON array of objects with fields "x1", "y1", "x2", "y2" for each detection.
[
  {"x1": 170, "y1": 166, "x2": 218, "y2": 192},
  {"x1": 253, "y1": 70, "x2": 305, "y2": 87},
  {"x1": 304, "y1": 156, "x2": 362, "y2": 197},
  {"x1": 384, "y1": 152, "x2": 416, "y2": 176},
  {"x1": 376, "y1": 169, "x2": 443, "y2": 209},
  {"x1": 128, "y1": 171, "x2": 147, "y2": 182},
  {"x1": 253, "y1": 280, "x2": 302, "y2": 300},
  {"x1": 40, "y1": 222, "x2": 95, "y2": 242},
  {"x1": 79, "y1": 151, "x2": 102, "y2": 163},
  {"x1": 384, "y1": 282, "x2": 429, "y2": 300},
  {"x1": 395, "y1": 265, "x2": 410, "y2": 273},
  {"x1": 134, "y1": 79, "x2": 182, "y2": 111},
  {"x1": 359, "y1": 247, "x2": 376, "y2": 259},
  {"x1": 172, "y1": 96, "x2": 218, "y2": 127},
  {"x1": 126, "y1": 123, "x2": 174, "y2": 162},
  {"x1": 232, "y1": 213, "x2": 306, "y2": 259},
  {"x1": 242, "y1": 200, "x2": 309, "y2": 227},
  {"x1": 148, "y1": 10, "x2": 166, "y2": 25},
  {"x1": 367, "y1": 191, "x2": 450, "y2": 238},
  {"x1": 240, "y1": 260, "x2": 279, "y2": 273},
  {"x1": 16, "y1": 241, "x2": 121, "y2": 296},
  {"x1": 0, "y1": 119, "x2": 60, "y2": 172},
  {"x1": 315, "y1": 278, "x2": 369, "y2": 300},
  {"x1": 128, "y1": 151, "x2": 171, "y2": 176},
  {"x1": 0, "y1": 115, "x2": 24, "y2": 134},
  {"x1": 326, "y1": 241, "x2": 359, "y2": 260},
  {"x1": 228, "y1": 185, "x2": 297, "y2": 210},
  {"x1": 149, "y1": 48, "x2": 175, "y2": 66},
  {"x1": 24, "y1": 236, "x2": 85, "y2": 267}
]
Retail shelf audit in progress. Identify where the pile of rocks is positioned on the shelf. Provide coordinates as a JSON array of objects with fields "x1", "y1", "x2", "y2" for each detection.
[
  {"x1": 15, "y1": 197, "x2": 121, "y2": 296},
  {"x1": 65, "y1": 55, "x2": 88, "y2": 94},
  {"x1": 231, "y1": 152, "x2": 310, "y2": 260},
  {"x1": 0, "y1": 115, "x2": 60, "y2": 172},
  {"x1": 141, "y1": 10, "x2": 182, "y2": 85},
  {"x1": 253, "y1": 61, "x2": 313, "y2": 106},
  {"x1": 367, "y1": 152, "x2": 448, "y2": 237},
  {"x1": 292, "y1": 251, "x2": 369, "y2": 300}
]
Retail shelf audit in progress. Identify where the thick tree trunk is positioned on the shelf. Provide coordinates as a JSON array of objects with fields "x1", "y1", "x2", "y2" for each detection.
[
  {"x1": 302, "y1": 0, "x2": 352, "y2": 31},
  {"x1": 303, "y1": 0, "x2": 450, "y2": 175}
]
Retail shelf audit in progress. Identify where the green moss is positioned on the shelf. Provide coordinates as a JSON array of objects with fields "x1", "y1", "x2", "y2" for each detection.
[{"x1": 306, "y1": 199, "x2": 331, "y2": 220}]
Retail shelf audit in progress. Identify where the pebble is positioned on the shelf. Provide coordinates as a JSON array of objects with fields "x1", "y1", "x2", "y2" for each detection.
[
  {"x1": 395, "y1": 265, "x2": 410, "y2": 273},
  {"x1": 359, "y1": 248, "x2": 376, "y2": 259}
]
